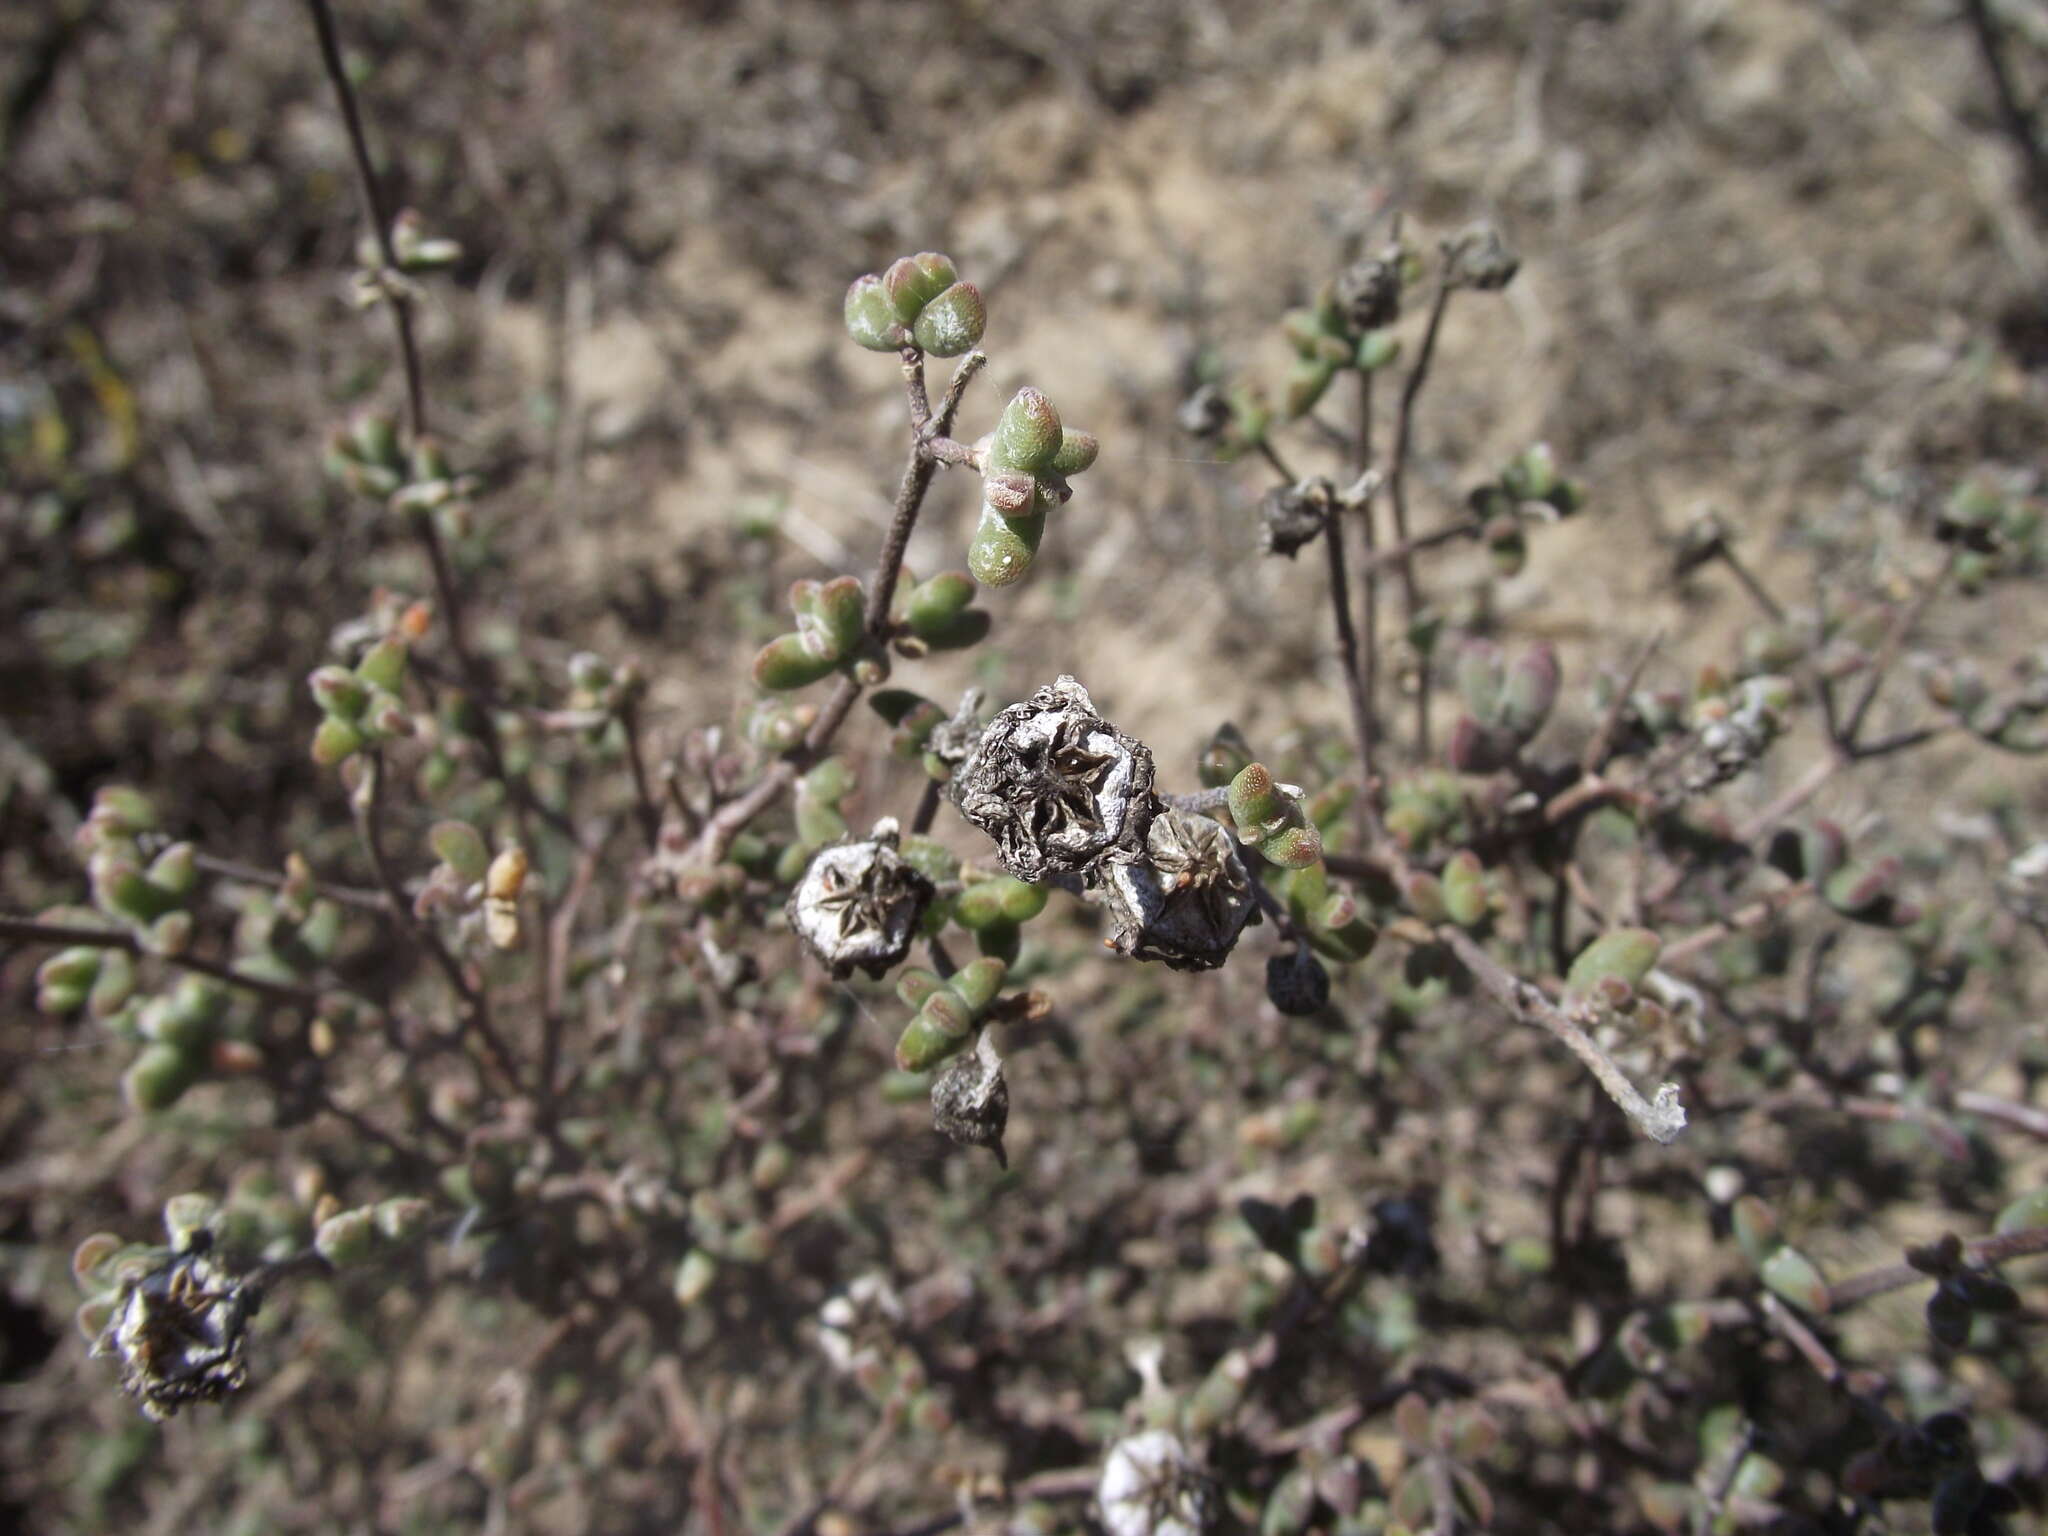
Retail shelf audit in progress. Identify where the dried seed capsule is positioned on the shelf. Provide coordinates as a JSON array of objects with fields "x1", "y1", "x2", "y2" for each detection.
[
  {"x1": 949, "y1": 676, "x2": 1155, "y2": 884},
  {"x1": 786, "y1": 819, "x2": 935, "y2": 980},
  {"x1": 91, "y1": 1233, "x2": 258, "y2": 1421},
  {"x1": 1334, "y1": 248, "x2": 1404, "y2": 333},
  {"x1": 1100, "y1": 806, "x2": 1256, "y2": 971},
  {"x1": 1258, "y1": 477, "x2": 1333, "y2": 558},
  {"x1": 1443, "y1": 221, "x2": 1520, "y2": 291},
  {"x1": 930, "y1": 1033, "x2": 1008, "y2": 1164},
  {"x1": 1264, "y1": 947, "x2": 1330, "y2": 1016},
  {"x1": 1098, "y1": 1430, "x2": 1209, "y2": 1536}
]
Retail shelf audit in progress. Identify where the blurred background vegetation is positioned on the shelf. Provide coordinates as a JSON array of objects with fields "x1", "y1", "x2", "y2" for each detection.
[{"x1": 4, "y1": 1, "x2": 2047, "y2": 1532}]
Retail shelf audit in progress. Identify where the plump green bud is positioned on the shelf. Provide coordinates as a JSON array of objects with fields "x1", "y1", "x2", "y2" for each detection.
[
  {"x1": 1760, "y1": 1245, "x2": 1829, "y2": 1313},
  {"x1": 145, "y1": 911, "x2": 192, "y2": 957},
  {"x1": 1049, "y1": 429, "x2": 1098, "y2": 476},
  {"x1": 1228, "y1": 762, "x2": 1285, "y2": 836},
  {"x1": 750, "y1": 1140, "x2": 793, "y2": 1192},
  {"x1": 1484, "y1": 515, "x2": 1527, "y2": 577},
  {"x1": 85, "y1": 945, "x2": 134, "y2": 1015},
  {"x1": 870, "y1": 690, "x2": 946, "y2": 757},
  {"x1": 844, "y1": 273, "x2": 906, "y2": 351},
  {"x1": 1283, "y1": 356, "x2": 1337, "y2": 419},
  {"x1": 1183, "y1": 1345, "x2": 1253, "y2": 1437},
  {"x1": 1227, "y1": 764, "x2": 1322, "y2": 866},
  {"x1": 1356, "y1": 329, "x2": 1401, "y2": 370},
  {"x1": 309, "y1": 665, "x2": 367, "y2": 719},
  {"x1": 911, "y1": 281, "x2": 986, "y2": 356},
  {"x1": 71, "y1": 1232, "x2": 123, "y2": 1290},
  {"x1": 315, "y1": 1207, "x2": 377, "y2": 1267},
  {"x1": 354, "y1": 637, "x2": 408, "y2": 693},
  {"x1": 954, "y1": 882, "x2": 1008, "y2": 931},
  {"x1": 1567, "y1": 928, "x2": 1662, "y2": 996},
  {"x1": 752, "y1": 634, "x2": 840, "y2": 691},
  {"x1": 971, "y1": 918, "x2": 1019, "y2": 964},
  {"x1": 430, "y1": 820, "x2": 490, "y2": 884},
  {"x1": 1456, "y1": 642, "x2": 1505, "y2": 722},
  {"x1": 913, "y1": 609, "x2": 991, "y2": 651},
  {"x1": 350, "y1": 411, "x2": 401, "y2": 468},
  {"x1": 1731, "y1": 1195, "x2": 1778, "y2": 1267},
  {"x1": 1261, "y1": 825, "x2": 1323, "y2": 868},
  {"x1": 905, "y1": 571, "x2": 976, "y2": 635},
  {"x1": 91, "y1": 853, "x2": 178, "y2": 924},
  {"x1": 38, "y1": 947, "x2": 101, "y2": 997},
  {"x1": 801, "y1": 755, "x2": 856, "y2": 807},
  {"x1": 162, "y1": 1193, "x2": 219, "y2": 1251},
  {"x1": 883, "y1": 252, "x2": 959, "y2": 323},
  {"x1": 37, "y1": 978, "x2": 89, "y2": 1015},
  {"x1": 967, "y1": 506, "x2": 1044, "y2": 587},
  {"x1": 1824, "y1": 856, "x2": 1901, "y2": 921},
  {"x1": 1995, "y1": 1187, "x2": 2048, "y2": 1234},
  {"x1": 1503, "y1": 441, "x2": 1558, "y2": 501},
  {"x1": 75, "y1": 1296, "x2": 117, "y2": 1343},
  {"x1": 673, "y1": 1249, "x2": 717, "y2": 1306},
  {"x1": 1403, "y1": 871, "x2": 1448, "y2": 925},
  {"x1": 896, "y1": 967, "x2": 945, "y2": 1010},
  {"x1": 124, "y1": 1041, "x2": 202, "y2": 1111},
  {"x1": 998, "y1": 878, "x2": 1048, "y2": 924},
  {"x1": 148, "y1": 843, "x2": 196, "y2": 900},
  {"x1": 896, "y1": 1001, "x2": 970, "y2": 1073},
  {"x1": 1263, "y1": 1465, "x2": 1318, "y2": 1536},
  {"x1": 992, "y1": 388, "x2": 1063, "y2": 472},
  {"x1": 374, "y1": 1197, "x2": 432, "y2": 1243},
  {"x1": 792, "y1": 575, "x2": 865, "y2": 660},
  {"x1": 1442, "y1": 851, "x2": 1489, "y2": 927},
  {"x1": 951, "y1": 956, "x2": 1006, "y2": 1010},
  {"x1": 311, "y1": 715, "x2": 365, "y2": 766},
  {"x1": 1499, "y1": 642, "x2": 1560, "y2": 741},
  {"x1": 1281, "y1": 308, "x2": 1325, "y2": 354},
  {"x1": 894, "y1": 957, "x2": 1006, "y2": 1071},
  {"x1": 89, "y1": 786, "x2": 157, "y2": 838}
]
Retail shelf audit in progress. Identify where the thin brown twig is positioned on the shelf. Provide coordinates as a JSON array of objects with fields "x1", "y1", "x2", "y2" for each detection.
[
  {"x1": 1954, "y1": 1088, "x2": 2048, "y2": 1140},
  {"x1": 1356, "y1": 370, "x2": 1382, "y2": 787},
  {"x1": 1840, "y1": 548, "x2": 1956, "y2": 748},
  {"x1": 686, "y1": 352, "x2": 975, "y2": 868},
  {"x1": 1389, "y1": 278, "x2": 1454, "y2": 758},
  {"x1": 352, "y1": 752, "x2": 523, "y2": 1089},
  {"x1": 1658, "y1": 880, "x2": 1812, "y2": 968},
  {"x1": 619, "y1": 698, "x2": 663, "y2": 852},
  {"x1": 1826, "y1": 1225, "x2": 2048, "y2": 1311},
  {"x1": 0, "y1": 914, "x2": 324, "y2": 1012},
  {"x1": 303, "y1": 0, "x2": 425, "y2": 436},
  {"x1": 1581, "y1": 630, "x2": 1663, "y2": 777},
  {"x1": 1962, "y1": 0, "x2": 2048, "y2": 218},
  {"x1": 190, "y1": 851, "x2": 385, "y2": 911},
  {"x1": 307, "y1": 0, "x2": 581, "y2": 855},
  {"x1": 1323, "y1": 491, "x2": 1379, "y2": 796},
  {"x1": 1438, "y1": 925, "x2": 1687, "y2": 1142}
]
